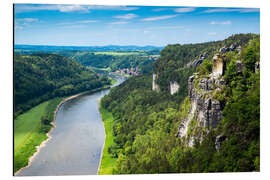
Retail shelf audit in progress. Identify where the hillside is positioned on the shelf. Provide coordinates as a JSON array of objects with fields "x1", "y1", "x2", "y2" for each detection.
[
  {"x1": 14, "y1": 49, "x2": 160, "y2": 75},
  {"x1": 100, "y1": 33, "x2": 260, "y2": 173},
  {"x1": 14, "y1": 53, "x2": 111, "y2": 117}
]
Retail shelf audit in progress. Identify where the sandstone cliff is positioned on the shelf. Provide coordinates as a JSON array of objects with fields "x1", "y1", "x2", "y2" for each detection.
[
  {"x1": 170, "y1": 81, "x2": 180, "y2": 95},
  {"x1": 177, "y1": 54, "x2": 225, "y2": 147},
  {"x1": 152, "y1": 73, "x2": 160, "y2": 92}
]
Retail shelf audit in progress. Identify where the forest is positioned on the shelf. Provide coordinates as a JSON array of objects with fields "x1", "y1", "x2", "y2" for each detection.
[
  {"x1": 15, "y1": 47, "x2": 161, "y2": 75},
  {"x1": 100, "y1": 33, "x2": 260, "y2": 173},
  {"x1": 14, "y1": 53, "x2": 111, "y2": 118}
]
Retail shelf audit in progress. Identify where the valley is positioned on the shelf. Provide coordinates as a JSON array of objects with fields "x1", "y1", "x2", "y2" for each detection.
[{"x1": 14, "y1": 34, "x2": 260, "y2": 175}]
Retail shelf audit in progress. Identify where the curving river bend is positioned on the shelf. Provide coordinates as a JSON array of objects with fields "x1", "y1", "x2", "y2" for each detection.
[{"x1": 17, "y1": 77, "x2": 125, "y2": 176}]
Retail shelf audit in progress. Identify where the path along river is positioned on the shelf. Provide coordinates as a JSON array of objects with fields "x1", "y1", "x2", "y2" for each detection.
[{"x1": 17, "y1": 77, "x2": 125, "y2": 176}]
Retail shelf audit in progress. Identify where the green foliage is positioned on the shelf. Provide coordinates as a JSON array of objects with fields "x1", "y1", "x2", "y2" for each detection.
[
  {"x1": 154, "y1": 33, "x2": 258, "y2": 93},
  {"x1": 196, "y1": 59, "x2": 213, "y2": 75},
  {"x1": 14, "y1": 53, "x2": 110, "y2": 117},
  {"x1": 57, "y1": 51, "x2": 156, "y2": 74},
  {"x1": 99, "y1": 105, "x2": 118, "y2": 174},
  {"x1": 100, "y1": 34, "x2": 260, "y2": 174},
  {"x1": 14, "y1": 97, "x2": 63, "y2": 173}
]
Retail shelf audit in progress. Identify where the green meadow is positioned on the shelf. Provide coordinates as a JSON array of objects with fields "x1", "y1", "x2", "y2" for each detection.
[
  {"x1": 14, "y1": 98, "x2": 63, "y2": 173},
  {"x1": 98, "y1": 105, "x2": 117, "y2": 175}
]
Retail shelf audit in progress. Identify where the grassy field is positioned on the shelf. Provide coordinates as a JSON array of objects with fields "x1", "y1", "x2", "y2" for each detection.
[
  {"x1": 98, "y1": 105, "x2": 117, "y2": 175},
  {"x1": 14, "y1": 98, "x2": 63, "y2": 173}
]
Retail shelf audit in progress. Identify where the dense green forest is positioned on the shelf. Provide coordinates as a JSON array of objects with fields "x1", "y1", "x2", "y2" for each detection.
[
  {"x1": 154, "y1": 33, "x2": 258, "y2": 92},
  {"x1": 14, "y1": 53, "x2": 111, "y2": 118},
  {"x1": 15, "y1": 48, "x2": 160, "y2": 75},
  {"x1": 100, "y1": 34, "x2": 260, "y2": 173},
  {"x1": 55, "y1": 50, "x2": 158, "y2": 74}
]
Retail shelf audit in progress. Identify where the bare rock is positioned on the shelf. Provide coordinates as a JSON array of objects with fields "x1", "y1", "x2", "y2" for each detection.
[
  {"x1": 255, "y1": 61, "x2": 260, "y2": 73},
  {"x1": 152, "y1": 73, "x2": 160, "y2": 92},
  {"x1": 236, "y1": 60, "x2": 243, "y2": 74},
  {"x1": 215, "y1": 135, "x2": 227, "y2": 152},
  {"x1": 170, "y1": 81, "x2": 180, "y2": 95}
]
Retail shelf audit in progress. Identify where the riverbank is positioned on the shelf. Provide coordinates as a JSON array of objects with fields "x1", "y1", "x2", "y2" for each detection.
[
  {"x1": 98, "y1": 103, "x2": 117, "y2": 175},
  {"x1": 14, "y1": 98, "x2": 63, "y2": 175},
  {"x1": 14, "y1": 85, "x2": 111, "y2": 175}
]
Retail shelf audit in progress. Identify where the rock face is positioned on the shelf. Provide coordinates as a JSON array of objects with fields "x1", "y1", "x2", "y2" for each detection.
[
  {"x1": 177, "y1": 66, "x2": 225, "y2": 147},
  {"x1": 236, "y1": 60, "x2": 244, "y2": 74},
  {"x1": 170, "y1": 81, "x2": 180, "y2": 95},
  {"x1": 255, "y1": 61, "x2": 260, "y2": 73},
  {"x1": 188, "y1": 75, "x2": 223, "y2": 129},
  {"x1": 215, "y1": 135, "x2": 227, "y2": 152},
  {"x1": 219, "y1": 43, "x2": 237, "y2": 53},
  {"x1": 187, "y1": 52, "x2": 209, "y2": 68},
  {"x1": 152, "y1": 73, "x2": 160, "y2": 92},
  {"x1": 212, "y1": 54, "x2": 224, "y2": 77}
]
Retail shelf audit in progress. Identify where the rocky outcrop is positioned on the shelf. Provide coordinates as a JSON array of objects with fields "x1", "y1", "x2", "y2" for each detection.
[
  {"x1": 188, "y1": 75, "x2": 223, "y2": 129},
  {"x1": 170, "y1": 81, "x2": 180, "y2": 95},
  {"x1": 255, "y1": 61, "x2": 260, "y2": 73},
  {"x1": 236, "y1": 45, "x2": 242, "y2": 54},
  {"x1": 212, "y1": 54, "x2": 225, "y2": 77},
  {"x1": 177, "y1": 101, "x2": 196, "y2": 138},
  {"x1": 187, "y1": 52, "x2": 209, "y2": 68},
  {"x1": 219, "y1": 43, "x2": 237, "y2": 53},
  {"x1": 152, "y1": 73, "x2": 160, "y2": 92},
  {"x1": 177, "y1": 55, "x2": 226, "y2": 147},
  {"x1": 236, "y1": 60, "x2": 244, "y2": 74},
  {"x1": 215, "y1": 135, "x2": 227, "y2": 152}
]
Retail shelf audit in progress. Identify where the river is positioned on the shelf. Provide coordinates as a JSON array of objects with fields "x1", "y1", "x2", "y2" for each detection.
[{"x1": 17, "y1": 76, "x2": 125, "y2": 176}]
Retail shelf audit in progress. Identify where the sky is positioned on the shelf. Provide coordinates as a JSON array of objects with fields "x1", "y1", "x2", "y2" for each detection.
[{"x1": 14, "y1": 4, "x2": 260, "y2": 46}]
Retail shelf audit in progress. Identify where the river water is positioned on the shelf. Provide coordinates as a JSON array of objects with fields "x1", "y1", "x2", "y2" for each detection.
[{"x1": 17, "y1": 77, "x2": 125, "y2": 176}]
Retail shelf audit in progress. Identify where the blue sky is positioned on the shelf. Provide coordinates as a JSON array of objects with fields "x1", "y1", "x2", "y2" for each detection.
[{"x1": 14, "y1": 4, "x2": 260, "y2": 46}]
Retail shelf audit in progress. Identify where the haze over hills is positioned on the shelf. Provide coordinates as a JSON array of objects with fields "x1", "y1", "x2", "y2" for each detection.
[{"x1": 14, "y1": 44, "x2": 164, "y2": 52}]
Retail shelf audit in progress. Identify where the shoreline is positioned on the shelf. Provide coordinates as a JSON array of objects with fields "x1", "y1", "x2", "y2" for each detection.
[
  {"x1": 15, "y1": 86, "x2": 110, "y2": 176},
  {"x1": 97, "y1": 99, "x2": 106, "y2": 175}
]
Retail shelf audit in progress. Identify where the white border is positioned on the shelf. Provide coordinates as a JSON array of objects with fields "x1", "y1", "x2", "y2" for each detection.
[{"x1": 1, "y1": 1, "x2": 269, "y2": 180}]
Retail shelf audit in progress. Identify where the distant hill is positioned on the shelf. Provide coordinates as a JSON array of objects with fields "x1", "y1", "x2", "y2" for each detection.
[
  {"x1": 14, "y1": 53, "x2": 111, "y2": 117},
  {"x1": 14, "y1": 44, "x2": 164, "y2": 52}
]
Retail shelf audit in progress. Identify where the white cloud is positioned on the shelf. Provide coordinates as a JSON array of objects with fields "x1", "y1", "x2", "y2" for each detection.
[
  {"x1": 121, "y1": 7, "x2": 139, "y2": 11},
  {"x1": 152, "y1": 8, "x2": 169, "y2": 12},
  {"x1": 56, "y1": 5, "x2": 90, "y2": 13},
  {"x1": 174, "y1": 7, "x2": 196, "y2": 13},
  {"x1": 15, "y1": 25, "x2": 23, "y2": 30},
  {"x1": 109, "y1": 21, "x2": 129, "y2": 25},
  {"x1": 143, "y1": 30, "x2": 151, "y2": 34},
  {"x1": 62, "y1": 25, "x2": 86, "y2": 29},
  {"x1": 16, "y1": 18, "x2": 39, "y2": 23},
  {"x1": 15, "y1": 18, "x2": 39, "y2": 30},
  {"x1": 204, "y1": 8, "x2": 259, "y2": 13},
  {"x1": 208, "y1": 32, "x2": 217, "y2": 35},
  {"x1": 15, "y1": 4, "x2": 139, "y2": 13},
  {"x1": 148, "y1": 25, "x2": 184, "y2": 30},
  {"x1": 141, "y1": 15, "x2": 177, "y2": 21},
  {"x1": 114, "y1": 14, "x2": 137, "y2": 19},
  {"x1": 78, "y1": 20, "x2": 98, "y2": 23},
  {"x1": 210, "y1": 20, "x2": 232, "y2": 25}
]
